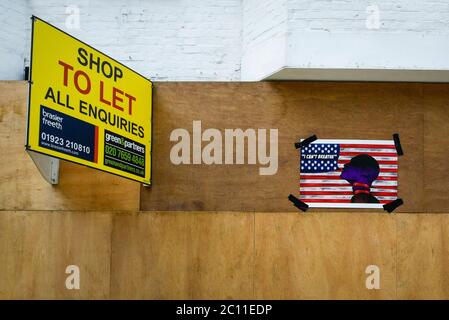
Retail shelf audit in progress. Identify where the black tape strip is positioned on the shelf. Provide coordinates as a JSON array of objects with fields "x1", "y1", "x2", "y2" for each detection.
[
  {"x1": 393, "y1": 133, "x2": 403, "y2": 156},
  {"x1": 288, "y1": 194, "x2": 309, "y2": 212},
  {"x1": 295, "y1": 135, "x2": 317, "y2": 149},
  {"x1": 383, "y1": 198, "x2": 403, "y2": 213}
]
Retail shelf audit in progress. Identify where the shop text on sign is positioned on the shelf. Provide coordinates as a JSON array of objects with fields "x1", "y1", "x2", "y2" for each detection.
[{"x1": 27, "y1": 17, "x2": 152, "y2": 184}]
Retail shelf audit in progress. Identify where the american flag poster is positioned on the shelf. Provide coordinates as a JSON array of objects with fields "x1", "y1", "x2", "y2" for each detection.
[{"x1": 299, "y1": 139, "x2": 398, "y2": 209}]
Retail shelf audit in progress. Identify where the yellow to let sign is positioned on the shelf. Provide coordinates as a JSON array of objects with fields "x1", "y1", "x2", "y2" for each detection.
[{"x1": 27, "y1": 17, "x2": 152, "y2": 184}]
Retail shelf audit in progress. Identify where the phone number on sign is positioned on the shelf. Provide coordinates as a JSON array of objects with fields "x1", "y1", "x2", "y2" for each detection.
[{"x1": 40, "y1": 132, "x2": 91, "y2": 154}]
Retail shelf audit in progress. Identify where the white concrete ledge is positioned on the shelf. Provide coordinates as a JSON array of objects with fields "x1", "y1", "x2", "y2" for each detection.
[
  {"x1": 243, "y1": 33, "x2": 449, "y2": 82},
  {"x1": 264, "y1": 67, "x2": 449, "y2": 82}
]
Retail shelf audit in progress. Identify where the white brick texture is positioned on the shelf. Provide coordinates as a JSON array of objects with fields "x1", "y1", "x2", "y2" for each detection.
[
  {"x1": 1, "y1": 1, "x2": 449, "y2": 80},
  {"x1": 0, "y1": 0, "x2": 29, "y2": 80},
  {"x1": 27, "y1": 0, "x2": 242, "y2": 81}
]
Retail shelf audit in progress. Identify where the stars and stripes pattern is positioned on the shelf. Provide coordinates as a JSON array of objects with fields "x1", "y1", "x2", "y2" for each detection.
[{"x1": 299, "y1": 139, "x2": 398, "y2": 208}]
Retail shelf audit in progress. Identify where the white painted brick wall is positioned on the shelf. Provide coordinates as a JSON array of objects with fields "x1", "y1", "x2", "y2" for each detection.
[
  {"x1": 242, "y1": 0, "x2": 449, "y2": 57},
  {"x1": 241, "y1": 0, "x2": 449, "y2": 80},
  {"x1": 0, "y1": 0, "x2": 28, "y2": 80},
  {"x1": 1, "y1": 1, "x2": 449, "y2": 80},
  {"x1": 287, "y1": 0, "x2": 449, "y2": 35},
  {"x1": 242, "y1": 0, "x2": 287, "y2": 55},
  {"x1": 26, "y1": 0, "x2": 242, "y2": 81}
]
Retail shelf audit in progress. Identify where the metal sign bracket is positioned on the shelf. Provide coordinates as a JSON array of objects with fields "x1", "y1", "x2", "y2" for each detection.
[{"x1": 27, "y1": 150, "x2": 60, "y2": 185}]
